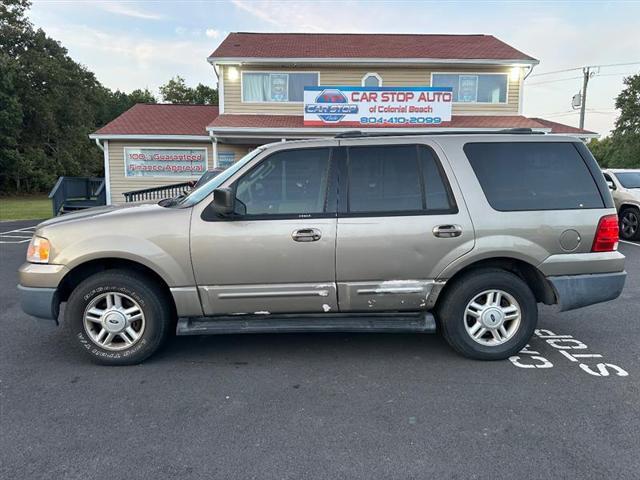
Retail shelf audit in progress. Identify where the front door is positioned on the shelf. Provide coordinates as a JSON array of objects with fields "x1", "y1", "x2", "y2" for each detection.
[
  {"x1": 335, "y1": 141, "x2": 474, "y2": 311},
  {"x1": 190, "y1": 146, "x2": 338, "y2": 316}
]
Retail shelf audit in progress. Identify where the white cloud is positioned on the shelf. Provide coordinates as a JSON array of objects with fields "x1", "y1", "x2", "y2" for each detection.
[
  {"x1": 42, "y1": 24, "x2": 216, "y2": 93},
  {"x1": 99, "y1": 2, "x2": 165, "y2": 21},
  {"x1": 231, "y1": 0, "x2": 283, "y2": 27},
  {"x1": 206, "y1": 29, "x2": 221, "y2": 39},
  {"x1": 230, "y1": 0, "x2": 372, "y2": 32}
]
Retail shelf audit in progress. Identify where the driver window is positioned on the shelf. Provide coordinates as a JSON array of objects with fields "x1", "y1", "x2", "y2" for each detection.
[{"x1": 235, "y1": 148, "x2": 331, "y2": 216}]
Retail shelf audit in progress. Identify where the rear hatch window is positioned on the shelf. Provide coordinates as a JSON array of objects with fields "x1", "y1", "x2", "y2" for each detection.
[{"x1": 464, "y1": 142, "x2": 605, "y2": 211}]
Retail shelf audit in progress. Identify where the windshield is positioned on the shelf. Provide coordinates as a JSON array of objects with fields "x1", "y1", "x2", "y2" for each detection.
[
  {"x1": 173, "y1": 148, "x2": 264, "y2": 207},
  {"x1": 616, "y1": 172, "x2": 640, "y2": 189}
]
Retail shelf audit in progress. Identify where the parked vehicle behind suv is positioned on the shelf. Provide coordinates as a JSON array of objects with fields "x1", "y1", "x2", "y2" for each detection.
[
  {"x1": 18, "y1": 131, "x2": 626, "y2": 365},
  {"x1": 602, "y1": 169, "x2": 640, "y2": 241}
]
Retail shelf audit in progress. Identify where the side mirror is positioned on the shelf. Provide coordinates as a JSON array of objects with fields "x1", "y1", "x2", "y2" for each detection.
[
  {"x1": 606, "y1": 180, "x2": 615, "y2": 190},
  {"x1": 212, "y1": 187, "x2": 235, "y2": 216}
]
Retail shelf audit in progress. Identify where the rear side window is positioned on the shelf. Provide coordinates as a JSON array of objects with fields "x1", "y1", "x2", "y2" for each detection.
[
  {"x1": 464, "y1": 142, "x2": 604, "y2": 211},
  {"x1": 346, "y1": 145, "x2": 456, "y2": 214},
  {"x1": 348, "y1": 145, "x2": 422, "y2": 212}
]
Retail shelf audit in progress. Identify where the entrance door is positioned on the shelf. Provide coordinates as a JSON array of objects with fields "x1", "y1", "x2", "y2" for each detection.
[
  {"x1": 190, "y1": 146, "x2": 338, "y2": 316},
  {"x1": 335, "y1": 141, "x2": 474, "y2": 311}
]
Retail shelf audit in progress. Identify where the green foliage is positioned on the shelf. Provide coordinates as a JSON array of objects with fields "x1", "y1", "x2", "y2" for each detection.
[
  {"x1": 159, "y1": 76, "x2": 218, "y2": 104},
  {"x1": 589, "y1": 73, "x2": 640, "y2": 169},
  {"x1": 0, "y1": 1, "x2": 159, "y2": 194}
]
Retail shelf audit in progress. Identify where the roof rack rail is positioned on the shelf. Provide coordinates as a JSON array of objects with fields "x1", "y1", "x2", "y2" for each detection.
[{"x1": 334, "y1": 128, "x2": 543, "y2": 139}]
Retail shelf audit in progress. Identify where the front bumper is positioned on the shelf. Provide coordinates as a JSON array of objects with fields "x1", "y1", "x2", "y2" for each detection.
[
  {"x1": 17, "y1": 285, "x2": 59, "y2": 322},
  {"x1": 547, "y1": 271, "x2": 627, "y2": 312}
]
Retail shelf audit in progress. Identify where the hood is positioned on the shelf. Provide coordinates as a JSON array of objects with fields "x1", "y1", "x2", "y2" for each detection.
[
  {"x1": 37, "y1": 202, "x2": 170, "y2": 231},
  {"x1": 625, "y1": 188, "x2": 640, "y2": 201}
]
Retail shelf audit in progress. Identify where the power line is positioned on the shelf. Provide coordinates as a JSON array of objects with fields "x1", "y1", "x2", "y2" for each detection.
[
  {"x1": 526, "y1": 70, "x2": 638, "y2": 86},
  {"x1": 527, "y1": 76, "x2": 582, "y2": 86},
  {"x1": 529, "y1": 61, "x2": 640, "y2": 78}
]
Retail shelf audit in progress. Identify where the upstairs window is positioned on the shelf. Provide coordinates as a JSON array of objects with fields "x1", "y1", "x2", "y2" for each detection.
[
  {"x1": 432, "y1": 73, "x2": 508, "y2": 104},
  {"x1": 362, "y1": 73, "x2": 382, "y2": 87},
  {"x1": 242, "y1": 72, "x2": 319, "y2": 102}
]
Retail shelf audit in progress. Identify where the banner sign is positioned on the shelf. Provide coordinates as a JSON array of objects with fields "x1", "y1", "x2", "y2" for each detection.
[
  {"x1": 458, "y1": 75, "x2": 478, "y2": 102},
  {"x1": 124, "y1": 148, "x2": 207, "y2": 177},
  {"x1": 303, "y1": 86, "x2": 453, "y2": 127}
]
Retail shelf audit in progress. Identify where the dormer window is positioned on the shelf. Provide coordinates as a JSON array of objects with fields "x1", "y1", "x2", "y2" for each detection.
[{"x1": 362, "y1": 73, "x2": 382, "y2": 87}]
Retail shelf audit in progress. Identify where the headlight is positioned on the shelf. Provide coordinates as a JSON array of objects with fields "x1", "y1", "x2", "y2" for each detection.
[{"x1": 27, "y1": 236, "x2": 51, "y2": 263}]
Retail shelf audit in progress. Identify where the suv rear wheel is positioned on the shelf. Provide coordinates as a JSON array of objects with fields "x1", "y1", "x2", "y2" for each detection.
[
  {"x1": 619, "y1": 206, "x2": 640, "y2": 241},
  {"x1": 437, "y1": 270, "x2": 537, "y2": 360},
  {"x1": 64, "y1": 270, "x2": 172, "y2": 365}
]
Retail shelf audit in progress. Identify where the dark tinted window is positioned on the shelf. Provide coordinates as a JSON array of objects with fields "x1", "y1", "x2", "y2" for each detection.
[
  {"x1": 464, "y1": 142, "x2": 604, "y2": 211},
  {"x1": 347, "y1": 145, "x2": 454, "y2": 214},
  {"x1": 419, "y1": 147, "x2": 453, "y2": 211},
  {"x1": 348, "y1": 145, "x2": 422, "y2": 212},
  {"x1": 235, "y1": 148, "x2": 330, "y2": 215}
]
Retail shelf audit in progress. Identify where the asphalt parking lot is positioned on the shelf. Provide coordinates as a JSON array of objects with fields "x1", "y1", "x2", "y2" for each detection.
[{"x1": 1, "y1": 220, "x2": 639, "y2": 480}]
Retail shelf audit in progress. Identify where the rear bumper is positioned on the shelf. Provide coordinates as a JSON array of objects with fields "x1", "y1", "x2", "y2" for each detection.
[
  {"x1": 17, "y1": 285, "x2": 59, "y2": 322},
  {"x1": 547, "y1": 271, "x2": 626, "y2": 312}
]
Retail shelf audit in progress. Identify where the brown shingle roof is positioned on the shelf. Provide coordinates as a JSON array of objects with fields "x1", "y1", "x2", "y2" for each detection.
[
  {"x1": 531, "y1": 118, "x2": 597, "y2": 135},
  {"x1": 93, "y1": 104, "x2": 219, "y2": 136},
  {"x1": 209, "y1": 33, "x2": 537, "y2": 62},
  {"x1": 208, "y1": 114, "x2": 544, "y2": 130}
]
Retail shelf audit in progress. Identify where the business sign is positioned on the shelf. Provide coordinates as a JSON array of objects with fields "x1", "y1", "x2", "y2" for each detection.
[
  {"x1": 303, "y1": 86, "x2": 453, "y2": 127},
  {"x1": 124, "y1": 148, "x2": 207, "y2": 177}
]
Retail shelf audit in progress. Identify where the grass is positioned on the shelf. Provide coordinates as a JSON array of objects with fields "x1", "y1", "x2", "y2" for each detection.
[{"x1": 0, "y1": 195, "x2": 52, "y2": 221}]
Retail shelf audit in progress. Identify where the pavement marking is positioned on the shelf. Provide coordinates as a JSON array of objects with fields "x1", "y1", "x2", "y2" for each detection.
[
  {"x1": 620, "y1": 240, "x2": 640, "y2": 247},
  {"x1": 0, "y1": 226, "x2": 37, "y2": 235},
  {"x1": 0, "y1": 239, "x2": 31, "y2": 244},
  {"x1": 509, "y1": 328, "x2": 629, "y2": 377},
  {"x1": 0, "y1": 226, "x2": 37, "y2": 244}
]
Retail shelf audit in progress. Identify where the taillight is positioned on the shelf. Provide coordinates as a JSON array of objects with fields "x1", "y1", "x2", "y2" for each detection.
[{"x1": 591, "y1": 214, "x2": 619, "y2": 252}]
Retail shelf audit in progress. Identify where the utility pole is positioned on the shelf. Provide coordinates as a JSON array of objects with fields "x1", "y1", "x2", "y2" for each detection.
[{"x1": 579, "y1": 66, "x2": 591, "y2": 130}]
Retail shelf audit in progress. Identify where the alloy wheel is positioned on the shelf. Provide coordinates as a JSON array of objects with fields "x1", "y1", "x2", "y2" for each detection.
[
  {"x1": 621, "y1": 211, "x2": 639, "y2": 239},
  {"x1": 83, "y1": 292, "x2": 146, "y2": 351},
  {"x1": 464, "y1": 289, "x2": 522, "y2": 346}
]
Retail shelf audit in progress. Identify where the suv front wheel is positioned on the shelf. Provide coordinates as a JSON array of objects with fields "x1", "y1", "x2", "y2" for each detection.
[
  {"x1": 64, "y1": 270, "x2": 173, "y2": 365},
  {"x1": 437, "y1": 270, "x2": 537, "y2": 360}
]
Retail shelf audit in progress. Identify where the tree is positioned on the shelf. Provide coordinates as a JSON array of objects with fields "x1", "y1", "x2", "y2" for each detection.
[
  {"x1": 610, "y1": 73, "x2": 640, "y2": 168},
  {"x1": 588, "y1": 73, "x2": 640, "y2": 169},
  {"x1": 159, "y1": 75, "x2": 218, "y2": 104},
  {"x1": 0, "y1": 0, "x2": 158, "y2": 194}
]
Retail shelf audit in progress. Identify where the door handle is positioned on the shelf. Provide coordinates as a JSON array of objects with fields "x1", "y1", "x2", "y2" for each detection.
[
  {"x1": 292, "y1": 228, "x2": 322, "y2": 242},
  {"x1": 433, "y1": 224, "x2": 463, "y2": 238}
]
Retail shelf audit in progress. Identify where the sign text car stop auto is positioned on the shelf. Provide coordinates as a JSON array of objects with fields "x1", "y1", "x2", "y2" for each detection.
[{"x1": 303, "y1": 86, "x2": 453, "y2": 127}]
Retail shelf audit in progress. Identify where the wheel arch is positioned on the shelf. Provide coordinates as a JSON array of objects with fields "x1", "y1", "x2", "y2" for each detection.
[
  {"x1": 619, "y1": 203, "x2": 640, "y2": 212},
  {"x1": 57, "y1": 257, "x2": 177, "y2": 318},
  {"x1": 435, "y1": 257, "x2": 556, "y2": 308}
]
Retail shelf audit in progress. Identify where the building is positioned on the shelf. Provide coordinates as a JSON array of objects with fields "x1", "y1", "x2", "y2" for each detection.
[{"x1": 90, "y1": 32, "x2": 597, "y2": 204}]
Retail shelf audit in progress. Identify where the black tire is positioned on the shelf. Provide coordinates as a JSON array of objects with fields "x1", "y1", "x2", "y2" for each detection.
[
  {"x1": 64, "y1": 270, "x2": 173, "y2": 365},
  {"x1": 436, "y1": 269, "x2": 537, "y2": 360},
  {"x1": 619, "y1": 207, "x2": 640, "y2": 241}
]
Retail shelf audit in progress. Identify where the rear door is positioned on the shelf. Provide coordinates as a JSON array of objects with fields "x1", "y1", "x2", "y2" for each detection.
[{"x1": 335, "y1": 140, "x2": 474, "y2": 312}]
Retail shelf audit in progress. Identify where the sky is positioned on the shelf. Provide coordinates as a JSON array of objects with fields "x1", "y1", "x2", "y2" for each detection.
[{"x1": 28, "y1": 0, "x2": 640, "y2": 136}]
